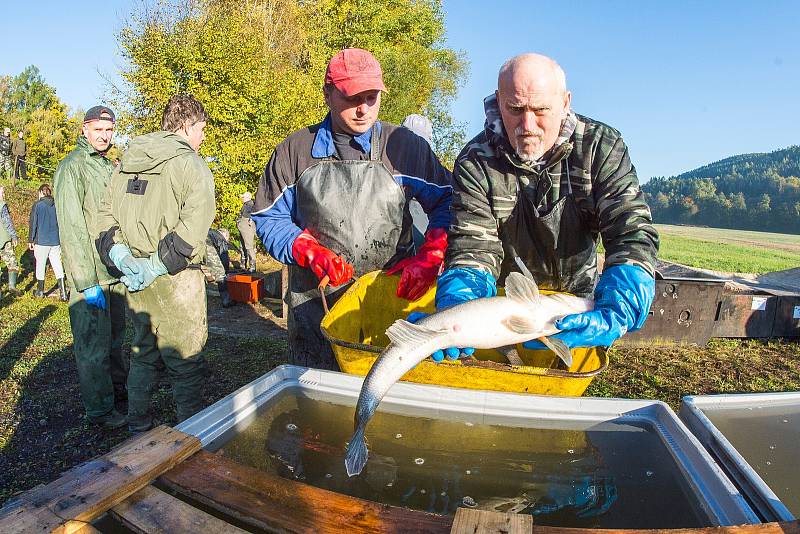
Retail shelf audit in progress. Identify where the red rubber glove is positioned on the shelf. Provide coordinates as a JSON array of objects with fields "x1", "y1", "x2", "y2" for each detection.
[
  {"x1": 291, "y1": 230, "x2": 354, "y2": 286},
  {"x1": 386, "y1": 228, "x2": 448, "y2": 301}
]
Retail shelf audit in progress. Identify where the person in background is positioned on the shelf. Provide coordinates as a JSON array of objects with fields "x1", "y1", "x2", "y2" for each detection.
[
  {"x1": 54, "y1": 105, "x2": 129, "y2": 429},
  {"x1": 236, "y1": 191, "x2": 257, "y2": 272},
  {"x1": 251, "y1": 48, "x2": 452, "y2": 370},
  {"x1": 28, "y1": 183, "x2": 67, "y2": 301},
  {"x1": 400, "y1": 114, "x2": 435, "y2": 248},
  {"x1": 205, "y1": 227, "x2": 236, "y2": 308},
  {"x1": 11, "y1": 130, "x2": 27, "y2": 185},
  {"x1": 0, "y1": 128, "x2": 12, "y2": 181},
  {"x1": 0, "y1": 186, "x2": 21, "y2": 299},
  {"x1": 433, "y1": 53, "x2": 658, "y2": 362},
  {"x1": 96, "y1": 94, "x2": 215, "y2": 432}
]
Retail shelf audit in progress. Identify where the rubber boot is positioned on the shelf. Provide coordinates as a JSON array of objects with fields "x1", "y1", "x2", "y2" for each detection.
[
  {"x1": 7, "y1": 271, "x2": 21, "y2": 297},
  {"x1": 219, "y1": 280, "x2": 234, "y2": 308},
  {"x1": 34, "y1": 279, "x2": 45, "y2": 298},
  {"x1": 57, "y1": 278, "x2": 68, "y2": 302}
]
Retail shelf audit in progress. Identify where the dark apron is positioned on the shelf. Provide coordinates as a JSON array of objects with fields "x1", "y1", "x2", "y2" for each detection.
[
  {"x1": 288, "y1": 125, "x2": 411, "y2": 369},
  {"x1": 501, "y1": 151, "x2": 598, "y2": 297}
]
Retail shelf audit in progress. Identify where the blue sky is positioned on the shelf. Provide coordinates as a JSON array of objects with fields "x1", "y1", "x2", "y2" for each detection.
[{"x1": 1, "y1": 1, "x2": 798, "y2": 181}]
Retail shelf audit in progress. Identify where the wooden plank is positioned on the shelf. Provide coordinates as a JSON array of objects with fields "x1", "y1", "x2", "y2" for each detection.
[
  {"x1": 159, "y1": 449, "x2": 453, "y2": 533},
  {"x1": 0, "y1": 425, "x2": 200, "y2": 534},
  {"x1": 451, "y1": 507, "x2": 532, "y2": 533},
  {"x1": 110, "y1": 485, "x2": 247, "y2": 534}
]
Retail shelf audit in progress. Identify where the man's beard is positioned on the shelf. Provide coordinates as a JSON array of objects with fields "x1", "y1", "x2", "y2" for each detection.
[{"x1": 513, "y1": 127, "x2": 545, "y2": 163}]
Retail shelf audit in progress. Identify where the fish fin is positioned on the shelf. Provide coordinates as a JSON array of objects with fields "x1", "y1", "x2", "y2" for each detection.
[
  {"x1": 496, "y1": 345, "x2": 524, "y2": 366},
  {"x1": 502, "y1": 315, "x2": 539, "y2": 335},
  {"x1": 345, "y1": 427, "x2": 368, "y2": 477},
  {"x1": 505, "y1": 272, "x2": 541, "y2": 306},
  {"x1": 538, "y1": 336, "x2": 573, "y2": 368},
  {"x1": 386, "y1": 319, "x2": 445, "y2": 346}
]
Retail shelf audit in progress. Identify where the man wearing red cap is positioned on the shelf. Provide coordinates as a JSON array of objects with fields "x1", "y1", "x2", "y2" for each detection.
[{"x1": 252, "y1": 48, "x2": 452, "y2": 370}]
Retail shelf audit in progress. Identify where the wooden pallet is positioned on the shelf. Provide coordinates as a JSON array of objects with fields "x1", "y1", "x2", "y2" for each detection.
[{"x1": 2, "y1": 425, "x2": 799, "y2": 534}]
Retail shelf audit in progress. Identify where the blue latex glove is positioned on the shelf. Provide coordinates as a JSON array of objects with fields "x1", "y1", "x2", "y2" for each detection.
[
  {"x1": 523, "y1": 264, "x2": 655, "y2": 349},
  {"x1": 414, "y1": 267, "x2": 496, "y2": 361},
  {"x1": 109, "y1": 243, "x2": 144, "y2": 287},
  {"x1": 406, "y1": 311, "x2": 476, "y2": 362},
  {"x1": 123, "y1": 253, "x2": 168, "y2": 292},
  {"x1": 82, "y1": 285, "x2": 107, "y2": 310}
]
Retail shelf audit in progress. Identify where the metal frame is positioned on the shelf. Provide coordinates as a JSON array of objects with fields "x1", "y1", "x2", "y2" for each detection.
[{"x1": 680, "y1": 392, "x2": 798, "y2": 522}]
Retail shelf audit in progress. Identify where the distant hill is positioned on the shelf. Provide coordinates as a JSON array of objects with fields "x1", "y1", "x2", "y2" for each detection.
[{"x1": 643, "y1": 145, "x2": 800, "y2": 233}]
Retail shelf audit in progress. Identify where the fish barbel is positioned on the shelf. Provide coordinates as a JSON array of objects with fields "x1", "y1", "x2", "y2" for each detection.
[{"x1": 344, "y1": 272, "x2": 594, "y2": 476}]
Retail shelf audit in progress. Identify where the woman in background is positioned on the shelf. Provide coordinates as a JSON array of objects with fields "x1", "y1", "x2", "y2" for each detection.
[{"x1": 28, "y1": 183, "x2": 67, "y2": 301}]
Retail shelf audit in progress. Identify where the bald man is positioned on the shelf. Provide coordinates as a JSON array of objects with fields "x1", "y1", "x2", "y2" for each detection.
[{"x1": 432, "y1": 53, "x2": 659, "y2": 357}]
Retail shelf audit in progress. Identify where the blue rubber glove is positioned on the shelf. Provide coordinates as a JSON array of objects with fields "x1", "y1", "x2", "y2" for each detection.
[
  {"x1": 82, "y1": 285, "x2": 107, "y2": 310},
  {"x1": 406, "y1": 311, "x2": 475, "y2": 362},
  {"x1": 417, "y1": 267, "x2": 496, "y2": 361},
  {"x1": 123, "y1": 253, "x2": 168, "y2": 292},
  {"x1": 523, "y1": 264, "x2": 655, "y2": 350},
  {"x1": 109, "y1": 243, "x2": 144, "y2": 288}
]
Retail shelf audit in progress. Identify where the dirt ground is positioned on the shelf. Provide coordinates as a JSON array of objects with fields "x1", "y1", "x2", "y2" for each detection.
[{"x1": 207, "y1": 293, "x2": 287, "y2": 339}]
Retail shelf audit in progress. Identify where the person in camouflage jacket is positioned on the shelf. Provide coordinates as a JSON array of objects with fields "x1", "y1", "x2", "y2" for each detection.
[{"x1": 434, "y1": 53, "x2": 659, "y2": 358}]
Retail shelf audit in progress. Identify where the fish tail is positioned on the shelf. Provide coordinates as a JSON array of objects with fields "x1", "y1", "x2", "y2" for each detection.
[{"x1": 345, "y1": 426, "x2": 369, "y2": 477}]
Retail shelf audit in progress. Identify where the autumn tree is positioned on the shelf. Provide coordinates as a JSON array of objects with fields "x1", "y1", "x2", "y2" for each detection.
[
  {"x1": 111, "y1": 0, "x2": 468, "y2": 227},
  {"x1": 0, "y1": 66, "x2": 81, "y2": 181}
]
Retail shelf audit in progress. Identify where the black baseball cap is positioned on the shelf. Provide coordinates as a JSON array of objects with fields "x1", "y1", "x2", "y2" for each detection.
[{"x1": 83, "y1": 105, "x2": 115, "y2": 123}]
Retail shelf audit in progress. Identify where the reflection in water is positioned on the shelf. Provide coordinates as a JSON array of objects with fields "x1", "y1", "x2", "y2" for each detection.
[
  {"x1": 706, "y1": 403, "x2": 800, "y2": 517},
  {"x1": 216, "y1": 390, "x2": 709, "y2": 528}
]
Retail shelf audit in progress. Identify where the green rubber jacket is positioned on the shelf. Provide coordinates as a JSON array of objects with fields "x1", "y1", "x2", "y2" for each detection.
[
  {"x1": 96, "y1": 132, "x2": 215, "y2": 269},
  {"x1": 54, "y1": 135, "x2": 117, "y2": 291}
]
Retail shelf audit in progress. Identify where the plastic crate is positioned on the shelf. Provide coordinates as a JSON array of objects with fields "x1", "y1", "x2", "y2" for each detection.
[{"x1": 226, "y1": 274, "x2": 265, "y2": 303}]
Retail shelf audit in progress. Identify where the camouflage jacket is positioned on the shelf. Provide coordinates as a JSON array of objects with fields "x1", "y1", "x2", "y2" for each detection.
[{"x1": 445, "y1": 94, "x2": 659, "y2": 287}]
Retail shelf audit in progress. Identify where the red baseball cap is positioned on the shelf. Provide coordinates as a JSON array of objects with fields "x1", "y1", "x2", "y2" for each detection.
[{"x1": 324, "y1": 48, "x2": 388, "y2": 96}]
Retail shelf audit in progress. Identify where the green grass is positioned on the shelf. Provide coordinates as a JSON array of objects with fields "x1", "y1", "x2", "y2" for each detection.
[{"x1": 655, "y1": 224, "x2": 800, "y2": 273}]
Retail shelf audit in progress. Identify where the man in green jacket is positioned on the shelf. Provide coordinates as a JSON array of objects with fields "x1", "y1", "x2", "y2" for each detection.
[
  {"x1": 54, "y1": 106, "x2": 128, "y2": 429},
  {"x1": 96, "y1": 94, "x2": 215, "y2": 432},
  {"x1": 432, "y1": 53, "x2": 659, "y2": 361}
]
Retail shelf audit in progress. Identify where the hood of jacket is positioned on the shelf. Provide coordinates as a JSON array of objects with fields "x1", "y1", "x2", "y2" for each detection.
[{"x1": 120, "y1": 131, "x2": 196, "y2": 174}]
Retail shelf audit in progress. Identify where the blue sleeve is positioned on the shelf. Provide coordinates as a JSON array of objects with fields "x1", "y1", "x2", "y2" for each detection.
[
  {"x1": 1, "y1": 205, "x2": 17, "y2": 241},
  {"x1": 251, "y1": 184, "x2": 302, "y2": 264},
  {"x1": 393, "y1": 174, "x2": 452, "y2": 229},
  {"x1": 29, "y1": 203, "x2": 38, "y2": 244}
]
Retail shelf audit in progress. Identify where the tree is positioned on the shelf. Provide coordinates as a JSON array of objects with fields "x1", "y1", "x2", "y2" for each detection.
[
  {"x1": 3, "y1": 66, "x2": 58, "y2": 122},
  {"x1": 0, "y1": 66, "x2": 80, "y2": 181},
  {"x1": 111, "y1": 0, "x2": 468, "y2": 227}
]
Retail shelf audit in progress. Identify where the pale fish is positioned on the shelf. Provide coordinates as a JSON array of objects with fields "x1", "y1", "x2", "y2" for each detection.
[{"x1": 344, "y1": 272, "x2": 594, "y2": 476}]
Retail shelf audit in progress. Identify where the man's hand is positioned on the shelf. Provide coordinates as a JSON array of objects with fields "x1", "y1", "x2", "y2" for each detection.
[
  {"x1": 406, "y1": 311, "x2": 475, "y2": 362},
  {"x1": 82, "y1": 285, "x2": 107, "y2": 310},
  {"x1": 291, "y1": 230, "x2": 354, "y2": 286},
  {"x1": 109, "y1": 243, "x2": 144, "y2": 288},
  {"x1": 122, "y1": 254, "x2": 168, "y2": 292},
  {"x1": 523, "y1": 264, "x2": 655, "y2": 349},
  {"x1": 387, "y1": 228, "x2": 447, "y2": 301},
  {"x1": 425, "y1": 267, "x2": 497, "y2": 360}
]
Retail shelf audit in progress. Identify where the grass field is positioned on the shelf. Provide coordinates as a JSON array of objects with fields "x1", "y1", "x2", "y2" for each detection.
[{"x1": 655, "y1": 223, "x2": 800, "y2": 273}]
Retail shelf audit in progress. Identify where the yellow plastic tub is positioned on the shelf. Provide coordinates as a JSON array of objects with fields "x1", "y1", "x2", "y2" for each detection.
[{"x1": 320, "y1": 271, "x2": 607, "y2": 396}]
